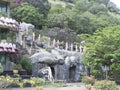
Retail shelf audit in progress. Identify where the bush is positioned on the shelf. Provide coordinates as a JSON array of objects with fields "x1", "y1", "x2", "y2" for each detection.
[
  {"x1": 20, "y1": 56, "x2": 32, "y2": 74},
  {"x1": 94, "y1": 80, "x2": 119, "y2": 90},
  {"x1": 14, "y1": 64, "x2": 23, "y2": 70},
  {"x1": 0, "y1": 75, "x2": 20, "y2": 88},
  {"x1": 82, "y1": 76, "x2": 95, "y2": 85},
  {"x1": 0, "y1": 76, "x2": 44, "y2": 88},
  {"x1": 31, "y1": 77, "x2": 44, "y2": 86},
  {"x1": 22, "y1": 79, "x2": 32, "y2": 87}
]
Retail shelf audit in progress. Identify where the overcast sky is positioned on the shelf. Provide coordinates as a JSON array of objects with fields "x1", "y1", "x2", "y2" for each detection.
[{"x1": 111, "y1": 0, "x2": 120, "y2": 8}]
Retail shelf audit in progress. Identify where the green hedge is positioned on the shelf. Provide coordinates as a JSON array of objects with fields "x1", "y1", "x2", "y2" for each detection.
[{"x1": 94, "y1": 80, "x2": 119, "y2": 90}]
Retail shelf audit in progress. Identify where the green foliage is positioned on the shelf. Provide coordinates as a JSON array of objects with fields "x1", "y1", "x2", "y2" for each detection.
[
  {"x1": 0, "y1": 13, "x2": 7, "y2": 17},
  {"x1": 14, "y1": 64, "x2": 23, "y2": 70},
  {"x1": 47, "y1": 13, "x2": 68, "y2": 28},
  {"x1": 31, "y1": 77, "x2": 44, "y2": 86},
  {"x1": 89, "y1": 3, "x2": 108, "y2": 14},
  {"x1": 107, "y1": 2, "x2": 120, "y2": 14},
  {"x1": 75, "y1": 0, "x2": 91, "y2": 13},
  {"x1": 24, "y1": 0, "x2": 50, "y2": 15},
  {"x1": 11, "y1": 3, "x2": 44, "y2": 29},
  {"x1": 40, "y1": 36, "x2": 50, "y2": 42},
  {"x1": 10, "y1": 0, "x2": 120, "y2": 35},
  {"x1": 0, "y1": 76, "x2": 44, "y2": 88},
  {"x1": 20, "y1": 56, "x2": 32, "y2": 74},
  {"x1": 110, "y1": 63, "x2": 120, "y2": 76},
  {"x1": 83, "y1": 25, "x2": 120, "y2": 77},
  {"x1": 0, "y1": 75, "x2": 20, "y2": 88},
  {"x1": 0, "y1": 63, "x2": 3, "y2": 74},
  {"x1": 94, "y1": 80, "x2": 119, "y2": 90}
]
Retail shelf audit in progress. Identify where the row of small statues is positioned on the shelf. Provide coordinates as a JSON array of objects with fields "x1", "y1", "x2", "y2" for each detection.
[{"x1": 35, "y1": 36, "x2": 86, "y2": 53}]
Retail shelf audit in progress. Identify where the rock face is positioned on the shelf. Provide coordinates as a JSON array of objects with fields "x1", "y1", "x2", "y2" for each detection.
[{"x1": 30, "y1": 48, "x2": 85, "y2": 82}]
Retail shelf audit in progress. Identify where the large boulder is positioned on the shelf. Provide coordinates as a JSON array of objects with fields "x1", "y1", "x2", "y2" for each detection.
[
  {"x1": 30, "y1": 48, "x2": 65, "y2": 65},
  {"x1": 30, "y1": 48, "x2": 85, "y2": 82},
  {"x1": 30, "y1": 51, "x2": 57, "y2": 64}
]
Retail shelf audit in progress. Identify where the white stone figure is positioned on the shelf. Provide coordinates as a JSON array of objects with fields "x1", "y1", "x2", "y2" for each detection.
[
  {"x1": 20, "y1": 40, "x2": 23, "y2": 46},
  {"x1": 48, "y1": 37, "x2": 51, "y2": 46},
  {"x1": 12, "y1": 44, "x2": 16, "y2": 49},
  {"x1": 8, "y1": 43, "x2": 13, "y2": 48},
  {"x1": 65, "y1": 42, "x2": 68, "y2": 50},
  {"x1": 70, "y1": 43, "x2": 73, "y2": 51},
  {"x1": 38, "y1": 34, "x2": 41, "y2": 42},
  {"x1": 79, "y1": 45, "x2": 82, "y2": 53},
  {"x1": 75, "y1": 45, "x2": 78, "y2": 52},
  {"x1": 52, "y1": 38, "x2": 56, "y2": 47},
  {"x1": 32, "y1": 32, "x2": 35, "y2": 41},
  {"x1": 26, "y1": 26, "x2": 28, "y2": 34},
  {"x1": 0, "y1": 42, "x2": 4, "y2": 47},
  {"x1": 4, "y1": 43, "x2": 9, "y2": 48}
]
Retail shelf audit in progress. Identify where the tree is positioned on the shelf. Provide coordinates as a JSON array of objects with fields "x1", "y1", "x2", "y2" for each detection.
[
  {"x1": 23, "y1": 0, "x2": 51, "y2": 15},
  {"x1": 107, "y1": 2, "x2": 120, "y2": 14},
  {"x1": 89, "y1": 3, "x2": 108, "y2": 14},
  {"x1": 46, "y1": 13, "x2": 68, "y2": 28},
  {"x1": 74, "y1": 0, "x2": 91, "y2": 13},
  {"x1": 82, "y1": 25, "x2": 120, "y2": 77},
  {"x1": 11, "y1": 3, "x2": 44, "y2": 29}
]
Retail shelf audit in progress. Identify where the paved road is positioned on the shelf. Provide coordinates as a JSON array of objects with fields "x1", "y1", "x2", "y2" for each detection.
[
  {"x1": 2, "y1": 83, "x2": 120, "y2": 90},
  {"x1": 1, "y1": 83, "x2": 88, "y2": 90},
  {"x1": 2, "y1": 86, "x2": 87, "y2": 90}
]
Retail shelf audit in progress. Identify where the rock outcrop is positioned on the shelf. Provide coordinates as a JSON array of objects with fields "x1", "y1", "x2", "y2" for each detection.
[{"x1": 30, "y1": 48, "x2": 85, "y2": 82}]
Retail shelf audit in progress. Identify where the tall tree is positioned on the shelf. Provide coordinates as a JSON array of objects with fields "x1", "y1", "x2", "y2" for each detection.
[
  {"x1": 82, "y1": 25, "x2": 120, "y2": 77},
  {"x1": 11, "y1": 3, "x2": 44, "y2": 29},
  {"x1": 23, "y1": 0, "x2": 51, "y2": 15}
]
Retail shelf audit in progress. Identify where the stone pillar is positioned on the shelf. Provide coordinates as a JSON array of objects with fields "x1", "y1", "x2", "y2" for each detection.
[
  {"x1": 79, "y1": 45, "x2": 82, "y2": 53},
  {"x1": 52, "y1": 39, "x2": 56, "y2": 47},
  {"x1": 32, "y1": 32, "x2": 35, "y2": 42},
  {"x1": 38, "y1": 34, "x2": 41, "y2": 42},
  {"x1": 70, "y1": 43, "x2": 73, "y2": 51},
  {"x1": 65, "y1": 42, "x2": 68, "y2": 50},
  {"x1": 48, "y1": 37, "x2": 51, "y2": 46},
  {"x1": 75, "y1": 45, "x2": 78, "y2": 52}
]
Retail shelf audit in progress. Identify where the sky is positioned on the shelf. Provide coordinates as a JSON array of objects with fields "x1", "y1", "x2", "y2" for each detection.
[{"x1": 111, "y1": 0, "x2": 120, "y2": 8}]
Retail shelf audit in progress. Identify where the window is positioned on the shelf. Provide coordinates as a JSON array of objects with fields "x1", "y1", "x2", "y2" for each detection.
[{"x1": 0, "y1": 2, "x2": 7, "y2": 13}]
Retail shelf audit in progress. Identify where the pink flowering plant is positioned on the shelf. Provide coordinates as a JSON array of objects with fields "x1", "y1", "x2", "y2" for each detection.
[{"x1": 82, "y1": 76, "x2": 95, "y2": 85}]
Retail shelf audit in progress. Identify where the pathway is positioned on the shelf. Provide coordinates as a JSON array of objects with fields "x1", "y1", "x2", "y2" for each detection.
[{"x1": 2, "y1": 83, "x2": 120, "y2": 90}]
